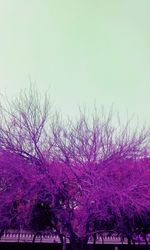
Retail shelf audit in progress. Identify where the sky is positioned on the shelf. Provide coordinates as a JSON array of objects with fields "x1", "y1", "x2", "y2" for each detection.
[{"x1": 0, "y1": 0, "x2": 150, "y2": 126}]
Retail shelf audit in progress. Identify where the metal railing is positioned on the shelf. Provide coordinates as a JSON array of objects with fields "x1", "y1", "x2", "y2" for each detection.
[{"x1": 0, "y1": 230, "x2": 150, "y2": 245}]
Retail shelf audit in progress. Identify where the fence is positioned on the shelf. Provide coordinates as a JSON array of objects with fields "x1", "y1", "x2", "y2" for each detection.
[{"x1": 0, "y1": 230, "x2": 150, "y2": 245}]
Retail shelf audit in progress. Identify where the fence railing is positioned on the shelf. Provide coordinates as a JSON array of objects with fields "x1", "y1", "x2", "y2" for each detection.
[{"x1": 1, "y1": 230, "x2": 150, "y2": 244}]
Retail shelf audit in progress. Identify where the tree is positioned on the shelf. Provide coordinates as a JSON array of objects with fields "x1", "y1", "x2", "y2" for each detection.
[
  {"x1": 49, "y1": 109, "x2": 150, "y2": 249},
  {"x1": 0, "y1": 88, "x2": 150, "y2": 250},
  {"x1": 0, "y1": 87, "x2": 52, "y2": 166}
]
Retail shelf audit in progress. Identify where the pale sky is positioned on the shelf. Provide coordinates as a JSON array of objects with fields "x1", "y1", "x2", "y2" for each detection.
[{"x1": 0, "y1": 0, "x2": 150, "y2": 125}]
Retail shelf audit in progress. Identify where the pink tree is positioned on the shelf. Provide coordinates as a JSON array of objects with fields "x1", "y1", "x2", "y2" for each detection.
[
  {"x1": 0, "y1": 89, "x2": 150, "y2": 250},
  {"x1": 0, "y1": 149, "x2": 38, "y2": 231},
  {"x1": 0, "y1": 87, "x2": 52, "y2": 166},
  {"x1": 0, "y1": 149, "x2": 62, "y2": 237},
  {"x1": 50, "y1": 109, "x2": 150, "y2": 249}
]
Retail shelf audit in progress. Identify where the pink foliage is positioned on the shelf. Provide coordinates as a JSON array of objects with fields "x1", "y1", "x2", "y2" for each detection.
[{"x1": 0, "y1": 89, "x2": 150, "y2": 247}]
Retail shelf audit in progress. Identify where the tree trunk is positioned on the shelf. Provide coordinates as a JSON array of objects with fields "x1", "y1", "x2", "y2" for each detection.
[
  {"x1": 70, "y1": 238, "x2": 78, "y2": 250},
  {"x1": 63, "y1": 236, "x2": 66, "y2": 250},
  {"x1": 79, "y1": 237, "x2": 88, "y2": 250},
  {"x1": 127, "y1": 236, "x2": 131, "y2": 245},
  {"x1": 143, "y1": 234, "x2": 148, "y2": 245},
  {"x1": 70, "y1": 237, "x2": 88, "y2": 250},
  {"x1": 93, "y1": 233, "x2": 97, "y2": 250},
  {"x1": 101, "y1": 235, "x2": 104, "y2": 244},
  {"x1": 0, "y1": 228, "x2": 5, "y2": 239},
  {"x1": 32, "y1": 231, "x2": 42, "y2": 243}
]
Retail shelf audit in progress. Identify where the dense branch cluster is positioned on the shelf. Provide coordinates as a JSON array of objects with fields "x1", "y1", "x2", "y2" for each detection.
[{"x1": 0, "y1": 89, "x2": 150, "y2": 249}]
